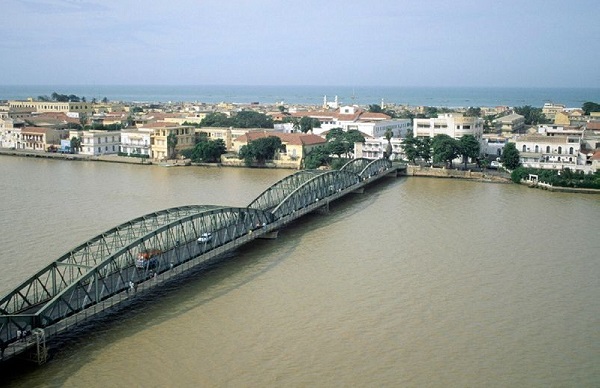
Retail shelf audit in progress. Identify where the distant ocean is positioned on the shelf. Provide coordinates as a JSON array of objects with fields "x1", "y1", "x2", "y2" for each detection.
[{"x1": 1, "y1": 85, "x2": 599, "y2": 108}]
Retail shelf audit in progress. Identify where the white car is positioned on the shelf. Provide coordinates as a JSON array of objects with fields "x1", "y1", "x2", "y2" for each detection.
[{"x1": 197, "y1": 232, "x2": 212, "y2": 243}]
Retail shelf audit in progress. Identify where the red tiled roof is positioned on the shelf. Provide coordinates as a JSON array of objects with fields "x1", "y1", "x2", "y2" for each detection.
[
  {"x1": 586, "y1": 121, "x2": 600, "y2": 130},
  {"x1": 240, "y1": 131, "x2": 326, "y2": 146},
  {"x1": 22, "y1": 126, "x2": 52, "y2": 134}
]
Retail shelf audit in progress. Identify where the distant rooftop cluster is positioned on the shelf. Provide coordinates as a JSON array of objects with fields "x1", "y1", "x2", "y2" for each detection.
[{"x1": 1, "y1": 95, "x2": 599, "y2": 172}]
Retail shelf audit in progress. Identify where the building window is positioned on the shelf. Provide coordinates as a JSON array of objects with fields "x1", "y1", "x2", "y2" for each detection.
[
  {"x1": 546, "y1": 146, "x2": 551, "y2": 153},
  {"x1": 522, "y1": 145, "x2": 526, "y2": 152},
  {"x1": 558, "y1": 146, "x2": 562, "y2": 154},
  {"x1": 569, "y1": 147, "x2": 573, "y2": 154},
  {"x1": 535, "y1": 145, "x2": 539, "y2": 153}
]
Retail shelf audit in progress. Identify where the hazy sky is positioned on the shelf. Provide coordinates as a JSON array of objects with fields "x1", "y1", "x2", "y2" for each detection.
[{"x1": 2, "y1": 0, "x2": 599, "y2": 87}]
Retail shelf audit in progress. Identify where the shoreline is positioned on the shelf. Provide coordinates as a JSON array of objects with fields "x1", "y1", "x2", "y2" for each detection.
[{"x1": 3, "y1": 149, "x2": 598, "y2": 193}]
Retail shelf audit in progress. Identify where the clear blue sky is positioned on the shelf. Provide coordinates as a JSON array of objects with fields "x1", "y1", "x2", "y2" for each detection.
[{"x1": 2, "y1": 0, "x2": 599, "y2": 87}]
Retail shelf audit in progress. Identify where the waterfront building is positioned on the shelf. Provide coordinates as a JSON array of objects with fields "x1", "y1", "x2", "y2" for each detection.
[
  {"x1": 231, "y1": 131, "x2": 327, "y2": 168},
  {"x1": 196, "y1": 127, "x2": 260, "y2": 151},
  {"x1": 138, "y1": 122, "x2": 195, "y2": 161},
  {"x1": 482, "y1": 134, "x2": 509, "y2": 158},
  {"x1": 70, "y1": 129, "x2": 121, "y2": 156},
  {"x1": 20, "y1": 127, "x2": 61, "y2": 151},
  {"x1": 0, "y1": 119, "x2": 23, "y2": 149},
  {"x1": 354, "y1": 136, "x2": 405, "y2": 160},
  {"x1": 510, "y1": 123, "x2": 595, "y2": 172},
  {"x1": 120, "y1": 128, "x2": 153, "y2": 157}
]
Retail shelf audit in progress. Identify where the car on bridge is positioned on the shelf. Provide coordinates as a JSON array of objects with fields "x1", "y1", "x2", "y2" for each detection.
[
  {"x1": 197, "y1": 232, "x2": 212, "y2": 243},
  {"x1": 136, "y1": 249, "x2": 162, "y2": 269}
]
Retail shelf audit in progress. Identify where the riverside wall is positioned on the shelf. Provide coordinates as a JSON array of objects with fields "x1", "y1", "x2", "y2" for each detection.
[{"x1": 406, "y1": 165, "x2": 512, "y2": 183}]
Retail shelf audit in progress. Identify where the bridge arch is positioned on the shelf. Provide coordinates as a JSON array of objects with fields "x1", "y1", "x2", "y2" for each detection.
[
  {"x1": 270, "y1": 170, "x2": 360, "y2": 219},
  {"x1": 32, "y1": 206, "x2": 272, "y2": 327},
  {"x1": 341, "y1": 157, "x2": 392, "y2": 180},
  {"x1": 247, "y1": 170, "x2": 326, "y2": 212}
]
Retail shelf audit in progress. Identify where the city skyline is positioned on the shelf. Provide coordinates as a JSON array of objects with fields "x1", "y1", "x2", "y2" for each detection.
[{"x1": 2, "y1": 0, "x2": 599, "y2": 88}]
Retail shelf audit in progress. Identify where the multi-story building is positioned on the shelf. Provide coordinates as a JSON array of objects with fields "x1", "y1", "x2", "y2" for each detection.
[
  {"x1": 541, "y1": 102, "x2": 566, "y2": 121},
  {"x1": 120, "y1": 128, "x2": 153, "y2": 157},
  {"x1": 71, "y1": 130, "x2": 121, "y2": 156},
  {"x1": 8, "y1": 100, "x2": 95, "y2": 115},
  {"x1": 512, "y1": 124, "x2": 587, "y2": 171},
  {"x1": 413, "y1": 113, "x2": 484, "y2": 140},
  {"x1": 292, "y1": 106, "x2": 412, "y2": 138},
  {"x1": 196, "y1": 127, "x2": 260, "y2": 151},
  {"x1": 232, "y1": 131, "x2": 327, "y2": 168},
  {"x1": 140, "y1": 123, "x2": 196, "y2": 161},
  {"x1": 493, "y1": 113, "x2": 525, "y2": 134},
  {"x1": 482, "y1": 134, "x2": 509, "y2": 158},
  {"x1": 0, "y1": 118, "x2": 25, "y2": 148},
  {"x1": 20, "y1": 127, "x2": 61, "y2": 151},
  {"x1": 354, "y1": 136, "x2": 405, "y2": 160}
]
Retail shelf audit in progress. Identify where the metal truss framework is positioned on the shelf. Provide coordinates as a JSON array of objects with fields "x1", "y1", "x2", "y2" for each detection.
[{"x1": 0, "y1": 159, "x2": 392, "y2": 351}]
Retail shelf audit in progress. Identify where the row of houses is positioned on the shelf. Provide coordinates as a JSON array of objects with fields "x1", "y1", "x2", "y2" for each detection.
[{"x1": 2, "y1": 99, "x2": 599, "y2": 172}]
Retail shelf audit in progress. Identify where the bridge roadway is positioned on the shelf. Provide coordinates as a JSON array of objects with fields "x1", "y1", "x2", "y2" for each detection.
[{"x1": 0, "y1": 158, "x2": 403, "y2": 363}]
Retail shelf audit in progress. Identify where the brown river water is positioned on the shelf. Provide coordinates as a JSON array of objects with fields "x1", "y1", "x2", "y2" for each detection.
[{"x1": 0, "y1": 155, "x2": 598, "y2": 387}]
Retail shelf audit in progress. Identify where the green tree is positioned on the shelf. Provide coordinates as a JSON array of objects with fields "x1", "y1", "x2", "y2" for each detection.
[
  {"x1": 384, "y1": 128, "x2": 393, "y2": 159},
  {"x1": 432, "y1": 134, "x2": 460, "y2": 168},
  {"x1": 187, "y1": 138, "x2": 226, "y2": 163},
  {"x1": 582, "y1": 101, "x2": 600, "y2": 115},
  {"x1": 70, "y1": 136, "x2": 81, "y2": 154},
  {"x1": 299, "y1": 116, "x2": 320, "y2": 133},
  {"x1": 465, "y1": 107, "x2": 482, "y2": 117},
  {"x1": 233, "y1": 110, "x2": 273, "y2": 128},
  {"x1": 325, "y1": 128, "x2": 347, "y2": 158},
  {"x1": 501, "y1": 142, "x2": 521, "y2": 170},
  {"x1": 238, "y1": 136, "x2": 282, "y2": 165},
  {"x1": 402, "y1": 132, "x2": 419, "y2": 164},
  {"x1": 200, "y1": 112, "x2": 232, "y2": 127},
  {"x1": 419, "y1": 137, "x2": 432, "y2": 164},
  {"x1": 167, "y1": 133, "x2": 178, "y2": 159},
  {"x1": 325, "y1": 128, "x2": 365, "y2": 158},
  {"x1": 304, "y1": 146, "x2": 331, "y2": 169},
  {"x1": 458, "y1": 134, "x2": 481, "y2": 169},
  {"x1": 514, "y1": 105, "x2": 547, "y2": 125},
  {"x1": 368, "y1": 104, "x2": 383, "y2": 113}
]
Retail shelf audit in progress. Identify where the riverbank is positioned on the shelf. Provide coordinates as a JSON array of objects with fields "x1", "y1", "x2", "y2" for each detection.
[
  {"x1": 0, "y1": 149, "x2": 153, "y2": 165},
  {"x1": 406, "y1": 165, "x2": 512, "y2": 183}
]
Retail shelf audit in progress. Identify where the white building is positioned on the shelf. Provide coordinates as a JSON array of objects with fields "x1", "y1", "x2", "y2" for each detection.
[
  {"x1": 512, "y1": 134, "x2": 586, "y2": 171},
  {"x1": 120, "y1": 128, "x2": 153, "y2": 157},
  {"x1": 354, "y1": 136, "x2": 405, "y2": 160},
  {"x1": 0, "y1": 119, "x2": 24, "y2": 148},
  {"x1": 71, "y1": 130, "x2": 121, "y2": 156},
  {"x1": 294, "y1": 106, "x2": 412, "y2": 139},
  {"x1": 482, "y1": 134, "x2": 509, "y2": 158},
  {"x1": 413, "y1": 113, "x2": 484, "y2": 140}
]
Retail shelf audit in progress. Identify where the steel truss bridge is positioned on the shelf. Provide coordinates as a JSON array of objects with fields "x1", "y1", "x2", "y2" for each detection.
[{"x1": 0, "y1": 158, "x2": 399, "y2": 364}]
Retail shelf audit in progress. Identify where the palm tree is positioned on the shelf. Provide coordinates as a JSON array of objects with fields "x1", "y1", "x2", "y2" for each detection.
[
  {"x1": 384, "y1": 128, "x2": 393, "y2": 159},
  {"x1": 167, "y1": 133, "x2": 178, "y2": 159}
]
